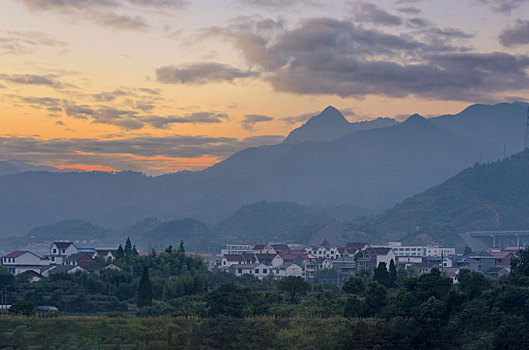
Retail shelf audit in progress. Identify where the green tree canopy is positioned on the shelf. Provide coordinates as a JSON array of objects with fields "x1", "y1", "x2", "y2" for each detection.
[{"x1": 277, "y1": 276, "x2": 310, "y2": 303}]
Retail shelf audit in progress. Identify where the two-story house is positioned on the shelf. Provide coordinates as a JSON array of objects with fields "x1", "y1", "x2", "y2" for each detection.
[{"x1": 1, "y1": 251, "x2": 50, "y2": 276}]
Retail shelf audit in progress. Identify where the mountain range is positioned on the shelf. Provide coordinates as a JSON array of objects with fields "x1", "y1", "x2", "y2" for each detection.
[{"x1": 0, "y1": 102, "x2": 526, "y2": 240}]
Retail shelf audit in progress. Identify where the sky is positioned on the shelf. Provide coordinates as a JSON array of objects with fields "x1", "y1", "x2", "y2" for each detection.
[{"x1": 1, "y1": 0, "x2": 529, "y2": 174}]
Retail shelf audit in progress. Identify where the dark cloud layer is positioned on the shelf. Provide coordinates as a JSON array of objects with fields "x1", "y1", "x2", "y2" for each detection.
[
  {"x1": 479, "y1": 0, "x2": 529, "y2": 13},
  {"x1": 500, "y1": 20, "x2": 529, "y2": 46},
  {"x1": 156, "y1": 62, "x2": 258, "y2": 85},
  {"x1": 210, "y1": 16, "x2": 527, "y2": 101},
  {"x1": 0, "y1": 73, "x2": 64, "y2": 89}
]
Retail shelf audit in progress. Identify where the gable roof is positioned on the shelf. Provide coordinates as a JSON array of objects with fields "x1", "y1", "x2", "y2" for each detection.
[
  {"x1": 2, "y1": 251, "x2": 29, "y2": 259},
  {"x1": 49, "y1": 265, "x2": 84, "y2": 273},
  {"x1": 223, "y1": 254, "x2": 245, "y2": 262},
  {"x1": 321, "y1": 240, "x2": 331, "y2": 248},
  {"x1": 489, "y1": 251, "x2": 513, "y2": 259},
  {"x1": 373, "y1": 247, "x2": 393, "y2": 255},
  {"x1": 53, "y1": 242, "x2": 75, "y2": 249},
  {"x1": 270, "y1": 244, "x2": 289, "y2": 251},
  {"x1": 255, "y1": 253, "x2": 278, "y2": 260},
  {"x1": 253, "y1": 244, "x2": 265, "y2": 250},
  {"x1": 242, "y1": 253, "x2": 256, "y2": 261},
  {"x1": 95, "y1": 249, "x2": 117, "y2": 256}
]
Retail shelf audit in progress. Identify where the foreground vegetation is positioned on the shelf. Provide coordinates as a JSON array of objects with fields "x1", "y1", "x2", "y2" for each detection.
[{"x1": 3, "y1": 242, "x2": 529, "y2": 348}]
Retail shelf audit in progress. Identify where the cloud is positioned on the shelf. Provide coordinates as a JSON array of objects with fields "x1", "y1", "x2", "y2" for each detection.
[
  {"x1": 214, "y1": 16, "x2": 523, "y2": 101},
  {"x1": 235, "y1": 0, "x2": 320, "y2": 8},
  {"x1": 240, "y1": 114, "x2": 274, "y2": 130},
  {"x1": 156, "y1": 62, "x2": 258, "y2": 85},
  {"x1": 397, "y1": 6, "x2": 422, "y2": 14},
  {"x1": 0, "y1": 30, "x2": 68, "y2": 55},
  {"x1": 500, "y1": 20, "x2": 529, "y2": 46},
  {"x1": 142, "y1": 112, "x2": 229, "y2": 129},
  {"x1": 479, "y1": 0, "x2": 529, "y2": 13},
  {"x1": 0, "y1": 133, "x2": 284, "y2": 172},
  {"x1": 19, "y1": 0, "x2": 187, "y2": 31},
  {"x1": 347, "y1": 1, "x2": 403, "y2": 26},
  {"x1": 92, "y1": 89, "x2": 129, "y2": 102},
  {"x1": 282, "y1": 111, "x2": 317, "y2": 124},
  {"x1": 0, "y1": 73, "x2": 64, "y2": 89}
]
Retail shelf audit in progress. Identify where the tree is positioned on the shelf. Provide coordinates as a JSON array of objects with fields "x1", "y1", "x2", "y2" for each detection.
[
  {"x1": 165, "y1": 245, "x2": 173, "y2": 254},
  {"x1": 206, "y1": 283, "x2": 248, "y2": 318},
  {"x1": 124, "y1": 237, "x2": 132, "y2": 254},
  {"x1": 132, "y1": 245, "x2": 139, "y2": 256},
  {"x1": 0, "y1": 267, "x2": 14, "y2": 289},
  {"x1": 365, "y1": 281, "x2": 387, "y2": 312},
  {"x1": 137, "y1": 266, "x2": 153, "y2": 308},
  {"x1": 343, "y1": 295, "x2": 368, "y2": 318},
  {"x1": 179, "y1": 240, "x2": 185, "y2": 254},
  {"x1": 116, "y1": 244, "x2": 124, "y2": 258},
  {"x1": 463, "y1": 246, "x2": 472, "y2": 256},
  {"x1": 374, "y1": 262, "x2": 389, "y2": 287},
  {"x1": 342, "y1": 276, "x2": 366, "y2": 295},
  {"x1": 277, "y1": 276, "x2": 310, "y2": 303},
  {"x1": 9, "y1": 301, "x2": 34, "y2": 316},
  {"x1": 388, "y1": 260, "x2": 397, "y2": 288}
]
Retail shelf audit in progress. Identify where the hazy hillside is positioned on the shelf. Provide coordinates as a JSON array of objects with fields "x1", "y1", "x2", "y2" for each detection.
[
  {"x1": 432, "y1": 102, "x2": 528, "y2": 152},
  {"x1": 0, "y1": 159, "x2": 59, "y2": 176},
  {"x1": 0, "y1": 103, "x2": 522, "y2": 237},
  {"x1": 214, "y1": 201, "x2": 333, "y2": 243}
]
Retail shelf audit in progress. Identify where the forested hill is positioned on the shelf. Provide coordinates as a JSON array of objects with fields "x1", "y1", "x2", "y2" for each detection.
[{"x1": 368, "y1": 150, "x2": 529, "y2": 247}]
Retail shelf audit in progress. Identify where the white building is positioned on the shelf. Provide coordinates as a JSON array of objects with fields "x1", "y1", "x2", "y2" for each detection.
[
  {"x1": 389, "y1": 242, "x2": 455, "y2": 257},
  {"x1": 49, "y1": 242, "x2": 78, "y2": 264},
  {"x1": 228, "y1": 263, "x2": 271, "y2": 279},
  {"x1": 275, "y1": 263, "x2": 304, "y2": 278},
  {"x1": 221, "y1": 244, "x2": 254, "y2": 255},
  {"x1": 1, "y1": 251, "x2": 50, "y2": 276}
]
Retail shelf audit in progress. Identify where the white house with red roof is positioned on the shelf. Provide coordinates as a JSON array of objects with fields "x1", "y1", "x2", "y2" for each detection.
[{"x1": 1, "y1": 251, "x2": 50, "y2": 276}]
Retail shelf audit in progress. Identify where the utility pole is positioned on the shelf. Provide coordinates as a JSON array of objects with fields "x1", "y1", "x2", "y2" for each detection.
[{"x1": 525, "y1": 105, "x2": 529, "y2": 150}]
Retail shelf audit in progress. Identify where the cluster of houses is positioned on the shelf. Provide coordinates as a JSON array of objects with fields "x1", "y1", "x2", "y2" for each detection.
[
  {"x1": 215, "y1": 240, "x2": 517, "y2": 282},
  {"x1": 0, "y1": 241, "x2": 121, "y2": 281}
]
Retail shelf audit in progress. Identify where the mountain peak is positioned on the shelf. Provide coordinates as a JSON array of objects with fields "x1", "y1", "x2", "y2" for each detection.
[
  {"x1": 283, "y1": 107, "x2": 351, "y2": 144},
  {"x1": 305, "y1": 106, "x2": 349, "y2": 127},
  {"x1": 400, "y1": 114, "x2": 431, "y2": 128}
]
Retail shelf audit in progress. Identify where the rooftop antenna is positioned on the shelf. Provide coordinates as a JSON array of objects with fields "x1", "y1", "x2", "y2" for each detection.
[{"x1": 525, "y1": 105, "x2": 529, "y2": 150}]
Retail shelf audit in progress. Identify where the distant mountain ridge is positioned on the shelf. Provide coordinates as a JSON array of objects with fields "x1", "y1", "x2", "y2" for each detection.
[
  {"x1": 0, "y1": 102, "x2": 524, "y2": 238},
  {"x1": 0, "y1": 159, "x2": 59, "y2": 176}
]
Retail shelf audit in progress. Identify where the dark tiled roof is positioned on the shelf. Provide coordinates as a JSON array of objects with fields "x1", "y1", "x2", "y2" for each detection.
[
  {"x1": 223, "y1": 254, "x2": 245, "y2": 262},
  {"x1": 345, "y1": 243, "x2": 368, "y2": 251},
  {"x1": 49, "y1": 265, "x2": 84, "y2": 273},
  {"x1": 253, "y1": 244, "x2": 265, "y2": 250},
  {"x1": 54, "y1": 242, "x2": 74, "y2": 249},
  {"x1": 65, "y1": 253, "x2": 94, "y2": 261},
  {"x1": 373, "y1": 247, "x2": 393, "y2": 255}
]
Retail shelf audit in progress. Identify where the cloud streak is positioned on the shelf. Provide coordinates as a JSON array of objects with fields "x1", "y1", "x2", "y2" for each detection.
[
  {"x1": 156, "y1": 62, "x2": 258, "y2": 85},
  {"x1": 240, "y1": 114, "x2": 274, "y2": 130}
]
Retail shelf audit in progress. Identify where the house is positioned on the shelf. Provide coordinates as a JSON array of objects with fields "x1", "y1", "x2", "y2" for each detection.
[
  {"x1": 252, "y1": 244, "x2": 266, "y2": 254},
  {"x1": 275, "y1": 263, "x2": 303, "y2": 278},
  {"x1": 255, "y1": 253, "x2": 281, "y2": 267},
  {"x1": 357, "y1": 247, "x2": 396, "y2": 270},
  {"x1": 49, "y1": 242, "x2": 78, "y2": 264},
  {"x1": 488, "y1": 251, "x2": 514, "y2": 267},
  {"x1": 241, "y1": 253, "x2": 257, "y2": 264},
  {"x1": 484, "y1": 266, "x2": 511, "y2": 278},
  {"x1": 1, "y1": 251, "x2": 50, "y2": 276},
  {"x1": 443, "y1": 267, "x2": 461, "y2": 283},
  {"x1": 221, "y1": 254, "x2": 245, "y2": 267},
  {"x1": 220, "y1": 244, "x2": 254, "y2": 255},
  {"x1": 307, "y1": 240, "x2": 339, "y2": 259},
  {"x1": 228, "y1": 263, "x2": 271, "y2": 279},
  {"x1": 332, "y1": 256, "x2": 357, "y2": 276},
  {"x1": 64, "y1": 253, "x2": 95, "y2": 268},
  {"x1": 345, "y1": 243, "x2": 369, "y2": 255},
  {"x1": 93, "y1": 249, "x2": 118, "y2": 261},
  {"x1": 305, "y1": 257, "x2": 333, "y2": 276},
  {"x1": 262, "y1": 244, "x2": 290, "y2": 255},
  {"x1": 84, "y1": 263, "x2": 122, "y2": 275},
  {"x1": 396, "y1": 255, "x2": 423, "y2": 268},
  {"x1": 17, "y1": 270, "x2": 43, "y2": 283},
  {"x1": 41, "y1": 264, "x2": 85, "y2": 277}
]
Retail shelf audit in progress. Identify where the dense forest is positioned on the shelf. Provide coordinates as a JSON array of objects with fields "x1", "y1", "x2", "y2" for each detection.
[{"x1": 2, "y1": 239, "x2": 529, "y2": 348}]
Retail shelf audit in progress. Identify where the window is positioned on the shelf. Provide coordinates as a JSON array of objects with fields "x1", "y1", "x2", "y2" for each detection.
[
  {"x1": 371, "y1": 254, "x2": 375, "y2": 259},
  {"x1": 53, "y1": 249, "x2": 57, "y2": 254},
  {"x1": 263, "y1": 269, "x2": 267, "y2": 274},
  {"x1": 255, "y1": 269, "x2": 259, "y2": 274},
  {"x1": 62, "y1": 249, "x2": 65, "y2": 254},
  {"x1": 223, "y1": 261, "x2": 226, "y2": 265},
  {"x1": 238, "y1": 269, "x2": 242, "y2": 274},
  {"x1": 51, "y1": 257, "x2": 55, "y2": 262}
]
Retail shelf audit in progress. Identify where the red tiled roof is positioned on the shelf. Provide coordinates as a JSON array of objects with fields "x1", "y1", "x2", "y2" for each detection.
[
  {"x1": 2, "y1": 251, "x2": 28, "y2": 258},
  {"x1": 489, "y1": 251, "x2": 513, "y2": 259}
]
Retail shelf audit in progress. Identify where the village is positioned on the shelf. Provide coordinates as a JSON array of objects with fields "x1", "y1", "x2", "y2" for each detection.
[{"x1": 1, "y1": 238, "x2": 516, "y2": 284}]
